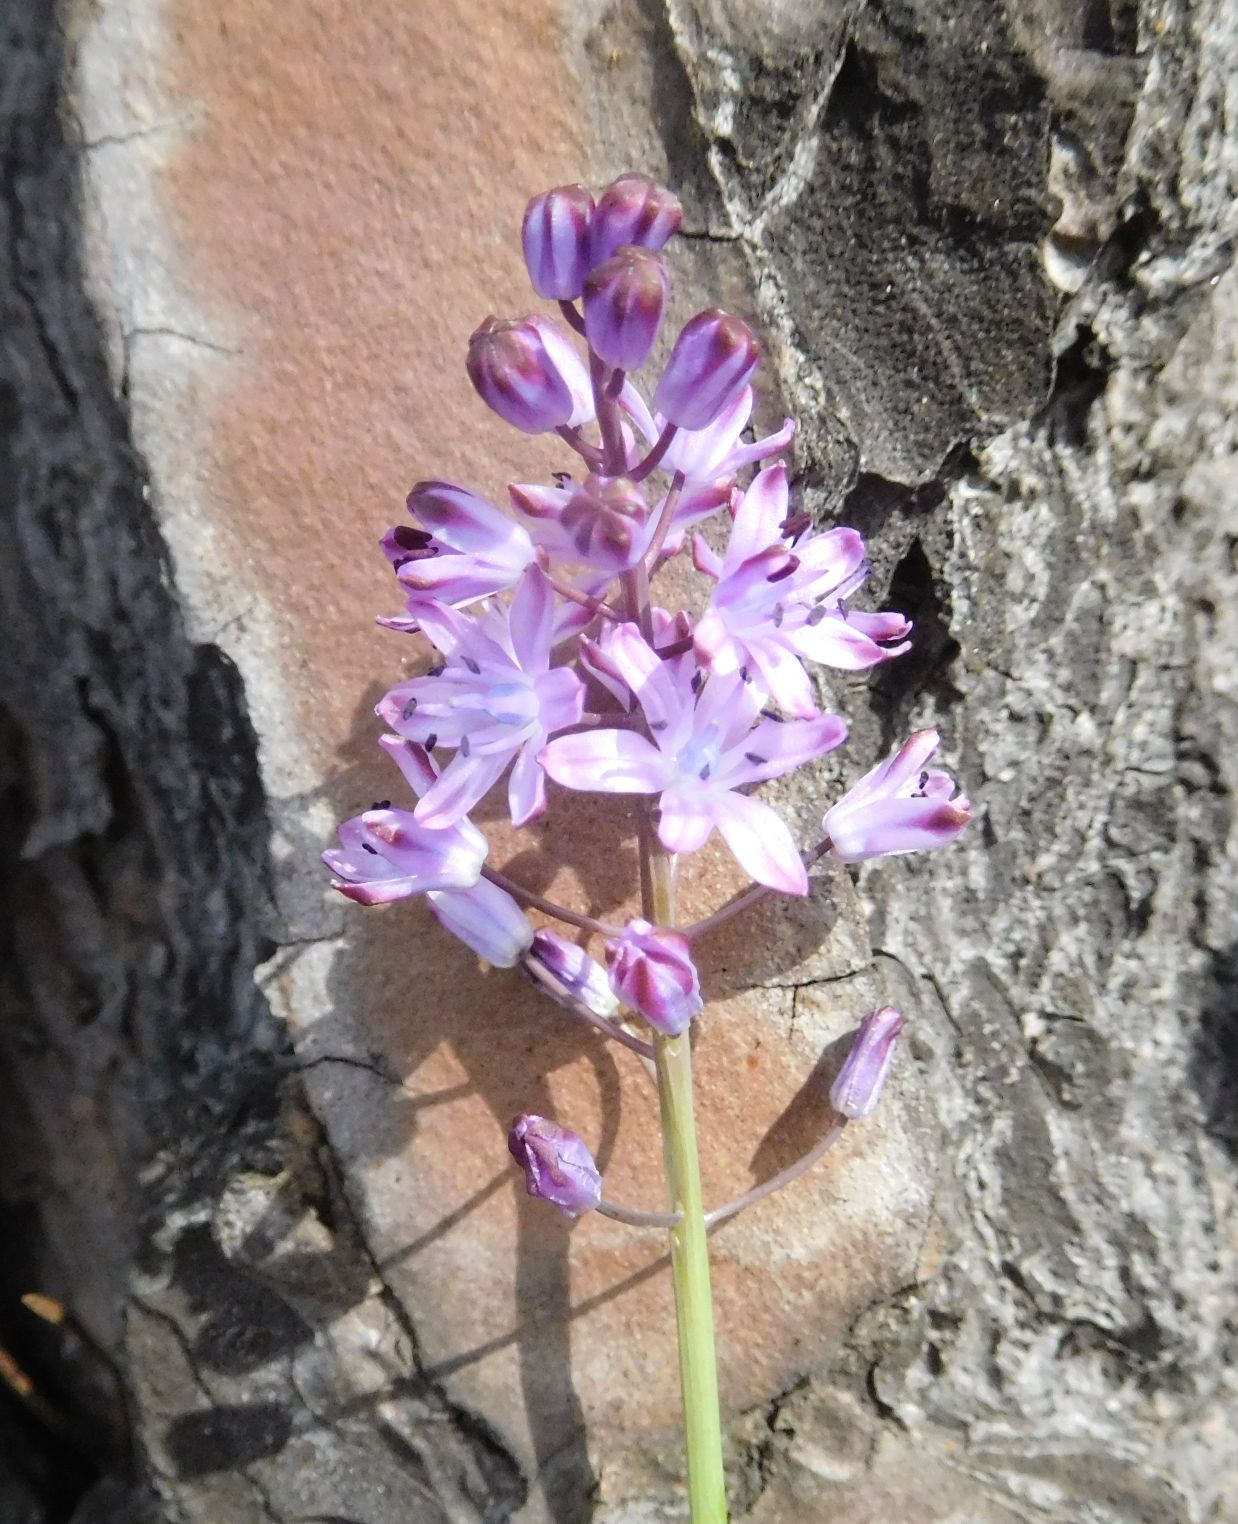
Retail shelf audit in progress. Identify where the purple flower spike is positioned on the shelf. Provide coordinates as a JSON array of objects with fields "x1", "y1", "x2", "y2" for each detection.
[
  {"x1": 381, "y1": 481, "x2": 536, "y2": 613},
  {"x1": 522, "y1": 183, "x2": 595, "y2": 299},
  {"x1": 830, "y1": 1006, "x2": 907, "y2": 1118},
  {"x1": 583, "y1": 246, "x2": 669, "y2": 371},
  {"x1": 508, "y1": 1114, "x2": 602, "y2": 1218},
  {"x1": 527, "y1": 930, "x2": 620, "y2": 1018},
  {"x1": 590, "y1": 173, "x2": 682, "y2": 266},
  {"x1": 427, "y1": 878, "x2": 533, "y2": 967},
  {"x1": 540, "y1": 623, "x2": 847, "y2": 894},
  {"x1": 824, "y1": 730, "x2": 972, "y2": 863},
  {"x1": 653, "y1": 309, "x2": 760, "y2": 431},
  {"x1": 605, "y1": 919, "x2": 702, "y2": 1036},
  {"x1": 467, "y1": 315, "x2": 593, "y2": 435}
]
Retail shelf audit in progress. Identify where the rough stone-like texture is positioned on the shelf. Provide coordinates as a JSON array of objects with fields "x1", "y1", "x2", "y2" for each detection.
[{"x1": 0, "y1": 0, "x2": 1234, "y2": 1520}]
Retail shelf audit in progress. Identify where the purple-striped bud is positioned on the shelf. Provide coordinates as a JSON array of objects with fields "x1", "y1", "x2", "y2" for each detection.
[
  {"x1": 829, "y1": 1007, "x2": 907, "y2": 1118},
  {"x1": 590, "y1": 173, "x2": 683, "y2": 266},
  {"x1": 466, "y1": 315, "x2": 592, "y2": 435},
  {"x1": 508, "y1": 1114, "x2": 602, "y2": 1217},
  {"x1": 604, "y1": 919, "x2": 702, "y2": 1037},
  {"x1": 583, "y1": 246, "x2": 669, "y2": 371},
  {"x1": 653, "y1": 309, "x2": 760, "y2": 430},
  {"x1": 526, "y1": 930, "x2": 619, "y2": 1018},
  {"x1": 426, "y1": 879, "x2": 534, "y2": 967},
  {"x1": 522, "y1": 183, "x2": 595, "y2": 299},
  {"x1": 559, "y1": 474, "x2": 650, "y2": 573}
]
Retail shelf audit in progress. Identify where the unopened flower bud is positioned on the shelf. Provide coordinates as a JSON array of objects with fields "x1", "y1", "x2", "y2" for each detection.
[
  {"x1": 466, "y1": 315, "x2": 592, "y2": 435},
  {"x1": 653, "y1": 309, "x2": 760, "y2": 431},
  {"x1": 829, "y1": 1007, "x2": 906, "y2": 1118},
  {"x1": 426, "y1": 879, "x2": 534, "y2": 967},
  {"x1": 590, "y1": 173, "x2": 682, "y2": 266},
  {"x1": 583, "y1": 246, "x2": 669, "y2": 371},
  {"x1": 559, "y1": 474, "x2": 650, "y2": 572},
  {"x1": 605, "y1": 918, "x2": 702, "y2": 1036},
  {"x1": 526, "y1": 929, "x2": 619, "y2": 1018},
  {"x1": 522, "y1": 183, "x2": 595, "y2": 299},
  {"x1": 508, "y1": 1114, "x2": 602, "y2": 1217}
]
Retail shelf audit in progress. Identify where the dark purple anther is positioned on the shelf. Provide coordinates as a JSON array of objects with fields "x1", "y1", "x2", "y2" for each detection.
[
  {"x1": 653, "y1": 309, "x2": 760, "y2": 431},
  {"x1": 583, "y1": 246, "x2": 669, "y2": 371},
  {"x1": 829, "y1": 1007, "x2": 907, "y2": 1118},
  {"x1": 507, "y1": 1114, "x2": 602, "y2": 1217},
  {"x1": 522, "y1": 183, "x2": 595, "y2": 300},
  {"x1": 589, "y1": 173, "x2": 683, "y2": 267}
]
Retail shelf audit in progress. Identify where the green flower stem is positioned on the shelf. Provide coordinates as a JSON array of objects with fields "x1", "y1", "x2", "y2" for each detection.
[
  {"x1": 616, "y1": 471, "x2": 728, "y2": 1522},
  {"x1": 646, "y1": 837, "x2": 728, "y2": 1523}
]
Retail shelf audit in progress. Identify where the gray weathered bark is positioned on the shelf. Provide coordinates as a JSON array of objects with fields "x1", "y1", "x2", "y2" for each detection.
[{"x1": 1, "y1": 0, "x2": 1234, "y2": 1520}]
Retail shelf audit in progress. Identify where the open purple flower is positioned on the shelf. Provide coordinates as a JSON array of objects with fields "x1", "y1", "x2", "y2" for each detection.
[
  {"x1": 379, "y1": 482, "x2": 537, "y2": 625},
  {"x1": 824, "y1": 729, "x2": 972, "y2": 862},
  {"x1": 540, "y1": 624, "x2": 845, "y2": 894},
  {"x1": 829, "y1": 1006, "x2": 906, "y2": 1117},
  {"x1": 378, "y1": 567, "x2": 585, "y2": 829},
  {"x1": 323, "y1": 736, "x2": 487, "y2": 904},
  {"x1": 508, "y1": 1114, "x2": 603, "y2": 1218},
  {"x1": 693, "y1": 464, "x2": 912, "y2": 717},
  {"x1": 606, "y1": 919, "x2": 702, "y2": 1036}
]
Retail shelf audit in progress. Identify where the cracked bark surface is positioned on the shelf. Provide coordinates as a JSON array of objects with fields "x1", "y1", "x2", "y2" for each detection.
[{"x1": 2, "y1": 0, "x2": 1235, "y2": 1521}]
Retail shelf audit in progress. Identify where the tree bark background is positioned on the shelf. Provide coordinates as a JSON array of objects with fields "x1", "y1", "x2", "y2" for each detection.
[{"x1": 1, "y1": 0, "x2": 1235, "y2": 1521}]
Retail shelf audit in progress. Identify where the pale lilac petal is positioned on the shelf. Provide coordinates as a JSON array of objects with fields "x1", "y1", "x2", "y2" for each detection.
[
  {"x1": 709, "y1": 791, "x2": 808, "y2": 895},
  {"x1": 827, "y1": 795, "x2": 972, "y2": 862},
  {"x1": 659, "y1": 481, "x2": 733, "y2": 556},
  {"x1": 723, "y1": 464, "x2": 789, "y2": 574},
  {"x1": 792, "y1": 526, "x2": 867, "y2": 590},
  {"x1": 721, "y1": 712, "x2": 847, "y2": 785},
  {"x1": 529, "y1": 317, "x2": 594, "y2": 427},
  {"x1": 540, "y1": 730, "x2": 666, "y2": 793},
  {"x1": 605, "y1": 623, "x2": 683, "y2": 733},
  {"x1": 656, "y1": 793, "x2": 716, "y2": 854},
  {"x1": 535, "y1": 666, "x2": 587, "y2": 735},
  {"x1": 617, "y1": 378, "x2": 658, "y2": 451},
  {"x1": 745, "y1": 638, "x2": 817, "y2": 719},
  {"x1": 725, "y1": 416, "x2": 796, "y2": 472},
  {"x1": 401, "y1": 597, "x2": 471, "y2": 659},
  {"x1": 509, "y1": 481, "x2": 574, "y2": 522},
  {"x1": 411, "y1": 482, "x2": 530, "y2": 558},
  {"x1": 509, "y1": 565, "x2": 556, "y2": 671},
  {"x1": 843, "y1": 609, "x2": 914, "y2": 643},
  {"x1": 508, "y1": 743, "x2": 548, "y2": 827},
  {"x1": 396, "y1": 557, "x2": 516, "y2": 604},
  {"x1": 378, "y1": 733, "x2": 437, "y2": 799},
  {"x1": 427, "y1": 880, "x2": 533, "y2": 966},
  {"x1": 787, "y1": 614, "x2": 911, "y2": 671},
  {"x1": 867, "y1": 729, "x2": 942, "y2": 796},
  {"x1": 713, "y1": 545, "x2": 798, "y2": 608},
  {"x1": 414, "y1": 749, "x2": 512, "y2": 828},
  {"x1": 691, "y1": 534, "x2": 724, "y2": 581},
  {"x1": 661, "y1": 387, "x2": 752, "y2": 478}
]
